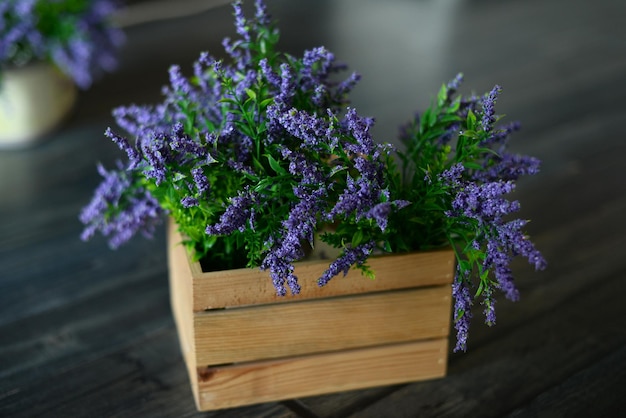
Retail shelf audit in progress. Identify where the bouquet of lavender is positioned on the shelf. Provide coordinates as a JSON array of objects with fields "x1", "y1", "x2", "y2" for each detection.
[
  {"x1": 80, "y1": 0, "x2": 545, "y2": 351},
  {"x1": 0, "y1": 0, "x2": 123, "y2": 88}
]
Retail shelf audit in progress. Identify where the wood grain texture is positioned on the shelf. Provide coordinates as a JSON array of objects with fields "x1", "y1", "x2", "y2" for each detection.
[
  {"x1": 1, "y1": 0, "x2": 625, "y2": 416},
  {"x1": 192, "y1": 286, "x2": 451, "y2": 365},
  {"x1": 169, "y1": 218, "x2": 453, "y2": 409},
  {"x1": 168, "y1": 221, "x2": 454, "y2": 311},
  {"x1": 195, "y1": 339, "x2": 448, "y2": 411}
]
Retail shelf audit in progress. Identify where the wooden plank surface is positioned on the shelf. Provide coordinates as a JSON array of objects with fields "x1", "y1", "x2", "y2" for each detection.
[
  {"x1": 195, "y1": 339, "x2": 448, "y2": 411},
  {"x1": 1, "y1": 0, "x2": 625, "y2": 416},
  {"x1": 192, "y1": 286, "x2": 451, "y2": 365},
  {"x1": 168, "y1": 221, "x2": 454, "y2": 311}
]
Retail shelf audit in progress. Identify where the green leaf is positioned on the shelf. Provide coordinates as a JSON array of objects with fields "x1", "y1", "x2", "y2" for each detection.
[
  {"x1": 449, "y1": 95, "x2": 461, "y2": 112},
  {"x1": 437, "y1": 83, "x2": 448, "y2": 107},
  {"x1": 266, "y1": 154, "x2": 286, "y2": 175},
  {"x1": 218, "y1": 97, "x2": 239, "y2": 105},
  {"x1": 428, "y1": 107, "x2": 438, "y2": 128},
  {"x1": 245, "y1": 88, "x2": 257, "y2": 101},
  {"x1": 475, "y1": 280, "x2": 485, "y2": 297},
  {"x1": 351, "y1": 229, "x2": 364, "y2": 247},
  {"x1": 439, "y1": 114, "x2": 461, "y2": 124},
  {"x1": 259, "y1": 98, "x2": 274, "y2": 107},
  {"x1": 172, "y1": 172, "x2": 187, "y2": 182},
  {"x1": 466, "y1": 109, "x2": 477, "y2": 131},
  {"x1": 463, "y1": 161, "x2": 483, "y2": 170}
]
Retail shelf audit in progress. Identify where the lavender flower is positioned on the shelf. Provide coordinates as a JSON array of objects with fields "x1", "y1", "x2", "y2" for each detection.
[
  {"x1": 168, "y1": 65, "x2": 192, "y2": 95},
  {"x1": 1, "y1": 0, "x2": 124, "y2": 88},
  {"x1": 335, "y1": 72, "x2": 361, "y2": 103},
  {"x1": 192, "y1": 167, "x2": 210, "y2": 195},
  {"x1": 446, "y1": 72, "x2": 464, "y2": 95},
  {"x1": 260, "y1": 251, "x2": 295, "y2": 296},
  {"x1": 254, "y1": 0, "x2": 271, "y2": 26},
  {"x1": 277, "y1": 108, "x2": 328, "y2": 149},
  {"x1": 79, "y1": 1, "x2": 545, "y2": 354},
  {"x1": 481, "y1": 85, "x2": 501, "y2": 132},
  {"x1": 232, "y1": 1, "x2": 250, "y2": 42},
  {"x1": 301, "y1": 46, "x2": 335, "y2": 89},
  {"x1": 278, "y1": 62, "x2": 296, "y2": 104},
  {"x1": 343, "y1": 107, "x2": 375, "y2": 155},
  {"x1": 105, "y1": 127, "x2": 141, "y2": 170},
  {"x1": 181, "y1": 196, "x2": 199, "y2": 208},
  {"x1": 482, "y1": 289, "x2": 497, "y2": 326},
  {"x1": 318, "y1": 241, "x2": 375, "y2": 287},
  {"x1": 440, "y1": 159, "x2": 546, "y2": 337},
  {"x1": 259, "y1": 58, "x2": 280, "y2": 87},
  {"x1": 473, "y1": 153, "x2": 541, "y2": 183},
  {"x1": 205, "y1": 190, "x2": 256, "y2": 235},
  {"x1": 112, "y1": 104, "x2": 169, "y2": 139},
  {"x1": 452, "y1": 270, "x2": 473, "y2": 352},
  {"x1": 80, "y1": 163, "x2": 163, "y2": 249}
]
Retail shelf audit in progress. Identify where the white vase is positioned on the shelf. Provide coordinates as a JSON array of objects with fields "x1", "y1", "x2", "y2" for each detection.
[{"x1": 0, "y1": 62, "x2": 77, "y2": 148}]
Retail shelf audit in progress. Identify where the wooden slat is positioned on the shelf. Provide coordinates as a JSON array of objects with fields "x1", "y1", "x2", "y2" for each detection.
[
  {"x1": 192, "y1": 285, "x2": 452, "y2": 366},
  {"x1": 167, "y1": 225, "x2": 200, "y2": 407},
  {"x1": 168, "y1": 220, "x2": 455, "y2": 311},
  {"x1": 195, "y1": 338, "x2": 449, "y2": 411}
]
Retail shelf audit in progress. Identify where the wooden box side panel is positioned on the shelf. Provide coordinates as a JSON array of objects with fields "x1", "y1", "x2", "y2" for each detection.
[
  {"x1": 168, "y1": 224, "x2": 200, "y2": 403},
  {"x1": 196, "y1": 338, "x2": 449, "y2": 411},
  {"x1": 193, "y1": 285, "x2": 452, "y2": 366},
  {"x1": 167, "y1": 221, "x2": 455, "y2": 310}
]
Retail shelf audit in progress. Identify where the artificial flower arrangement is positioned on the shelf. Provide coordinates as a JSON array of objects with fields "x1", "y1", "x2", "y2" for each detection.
[
  {"x1": 80, "y1": 0, "x2": 545, "y2": 352},
  {"x1": 0, "y1": 0, "x2": 123, "y2": 88}
]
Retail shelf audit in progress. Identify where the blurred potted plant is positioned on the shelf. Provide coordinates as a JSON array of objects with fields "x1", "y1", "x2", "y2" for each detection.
[
  {"x1": 80, "y1": 0, "x2": 545, "y2": 410},
  {"x1": 0, "y1": 0, "x2": 123, "y2": 148}
]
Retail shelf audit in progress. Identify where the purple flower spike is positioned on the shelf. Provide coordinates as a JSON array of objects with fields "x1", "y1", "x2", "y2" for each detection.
[
  {"x1": 447, "y1": 72, "x2": 464, "y2": 93},
  {"x1": 206, "y1": 191, "x2": 256, "y2": 235},
  {"x1": 452, "y1": 272, "x2": 473, "y2": 353},
  {"x1": 481, "y1": 85, "x2": 502, "y2": 132},
  {"x1": 233, "y1": 1, "x2": 250, "y2": 42},
  {"x1": 254, "y1": 0, "x2": 271, "y2": 25},
  {"x1": 318, "y1": 241, "x2": 375, "y2": 287}
]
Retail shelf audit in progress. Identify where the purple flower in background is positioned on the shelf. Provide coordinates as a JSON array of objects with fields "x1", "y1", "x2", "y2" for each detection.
[{"x1": 1, "y1": 0, "x2": 124, "y2": 88}]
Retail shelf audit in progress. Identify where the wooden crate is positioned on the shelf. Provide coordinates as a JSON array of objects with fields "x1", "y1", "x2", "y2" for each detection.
[{"x1": 167, "y1": 221, "x2": 455, "y2": 411}]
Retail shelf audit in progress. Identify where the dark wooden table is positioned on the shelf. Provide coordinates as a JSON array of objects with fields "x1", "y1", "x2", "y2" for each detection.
[{"x1": 2, "y1": 0, "x2": 625, "y2": 416}]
